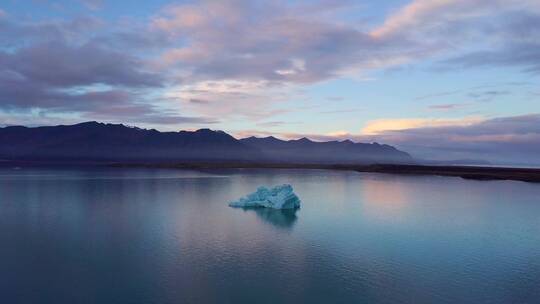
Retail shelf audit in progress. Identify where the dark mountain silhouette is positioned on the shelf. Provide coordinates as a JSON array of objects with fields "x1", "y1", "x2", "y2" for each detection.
[
  {"x1": 240, "y1": 136, "x2": 412, "y2": 163},
  {"x1": 0, "y1": 121, "x2": 412, "y2": 164}
]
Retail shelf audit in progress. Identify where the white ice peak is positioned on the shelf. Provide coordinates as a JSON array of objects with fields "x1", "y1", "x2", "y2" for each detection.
[{"x1": 229, "y1": 184, "x2": 301, "y2": 209}]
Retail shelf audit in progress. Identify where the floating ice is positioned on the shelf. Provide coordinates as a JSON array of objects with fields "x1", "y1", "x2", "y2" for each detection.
[{"x1": 229, "y1": 184, "x2": 301, "y2": 209}]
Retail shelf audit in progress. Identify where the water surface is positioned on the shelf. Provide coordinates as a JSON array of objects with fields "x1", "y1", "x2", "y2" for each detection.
[{"x1": 1, "y1": 167, "x2": 539, "y2": 303}]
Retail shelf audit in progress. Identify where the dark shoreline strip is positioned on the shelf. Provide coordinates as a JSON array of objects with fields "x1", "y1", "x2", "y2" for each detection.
[
  {"x1": 110, "y1": 162, "x2": 540, "y2": 183},
  {"x1": 2, "y1": 161, "x2": 540, "y2": 183}
]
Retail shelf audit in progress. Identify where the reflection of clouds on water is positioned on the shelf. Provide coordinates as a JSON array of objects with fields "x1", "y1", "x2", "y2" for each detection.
[
  {"x1": 240, "y1": 207, "x2": 298, "y2": 229},
  {"x1": 360, "y1": 176, "x2": 411, "y2": 223}
]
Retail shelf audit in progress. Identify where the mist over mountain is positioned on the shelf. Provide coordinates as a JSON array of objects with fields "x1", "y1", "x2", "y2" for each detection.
[{"x1": 0, "y1": 122, "x2": 412, "y2": 164}]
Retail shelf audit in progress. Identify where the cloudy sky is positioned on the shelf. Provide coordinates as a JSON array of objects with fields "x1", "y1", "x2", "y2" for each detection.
[{"x1": 1, "y1": 0, "x2": 539, "y2": 163}]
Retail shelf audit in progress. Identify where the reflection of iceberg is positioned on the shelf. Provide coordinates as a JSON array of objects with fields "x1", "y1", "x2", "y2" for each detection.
[
  {"x1": 229, "y1": 184, "x2": 301, "y2": 209},
  {"x1": 250, "y1": 208, "x2": 298, "y2": 229}
]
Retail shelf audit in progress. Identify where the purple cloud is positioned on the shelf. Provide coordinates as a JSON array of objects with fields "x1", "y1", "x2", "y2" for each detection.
[
  {"x1": 81, "y1": 0, "x2": 104, "y2": 11},
  {"x1": 1, "y1": 0, "x2": 540, "y2": 131},
  {"x1": 428, "y1": 103, "x2": 467, "y2": 111},
  {"x1": 0, "y1": 13, "x2": 213, "y2": 126},
  {"x1": 443, "y1": 43, "x2": 540, "y2": 74},
  {"x1": 0, "y1": 42, "x2": 163, "y2": 89}
]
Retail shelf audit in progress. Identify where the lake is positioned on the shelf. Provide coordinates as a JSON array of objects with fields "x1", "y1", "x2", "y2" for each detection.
[{"x1": 1, "y1": 167, "x2": 539, "y2": 303}]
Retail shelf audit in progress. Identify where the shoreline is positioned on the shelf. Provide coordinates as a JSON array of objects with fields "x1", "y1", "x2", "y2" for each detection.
[
  {"x1": 2, "y1": 161, "x2": 540, "y2": 183},
  {"x1": 113, "y1": 162, "x2": 540, "y2": 183}
]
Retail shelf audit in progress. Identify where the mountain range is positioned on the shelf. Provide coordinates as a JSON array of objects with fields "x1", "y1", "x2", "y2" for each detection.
[{"x1": 0, "y1": 121, "x2": 412, "y2": 164}]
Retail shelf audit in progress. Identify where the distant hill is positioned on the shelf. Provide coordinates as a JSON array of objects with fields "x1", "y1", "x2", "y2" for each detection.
[
  {"x1": 0, "y1": 122, "x2": 412, "y2": 164},
  {"x1": 240, "y1": 136, "x2": 411, "y2": 164}
]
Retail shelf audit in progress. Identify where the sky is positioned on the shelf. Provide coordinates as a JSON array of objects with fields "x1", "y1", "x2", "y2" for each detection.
[{"x1": 0, "y1": 0, "x2": 539, "y2": 164}]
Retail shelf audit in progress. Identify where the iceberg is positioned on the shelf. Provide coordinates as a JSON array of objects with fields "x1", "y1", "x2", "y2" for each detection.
[{"x1": 229, "y1": 184, "x2": 301, "y2": 209}]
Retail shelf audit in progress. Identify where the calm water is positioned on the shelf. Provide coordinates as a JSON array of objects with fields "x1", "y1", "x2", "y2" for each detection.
[{"x1": 1, "y1": 167, "x2": 539, "y2": 304}]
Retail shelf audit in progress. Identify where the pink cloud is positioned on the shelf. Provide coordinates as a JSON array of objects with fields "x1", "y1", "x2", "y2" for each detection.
[{"x1": 371, "y1": 0, "x2": 540, "y2": 39}]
